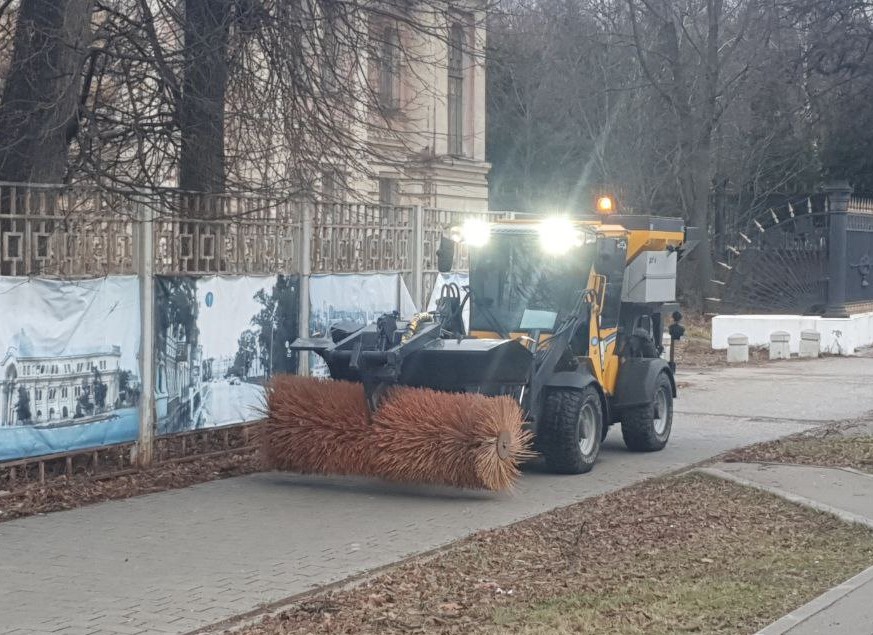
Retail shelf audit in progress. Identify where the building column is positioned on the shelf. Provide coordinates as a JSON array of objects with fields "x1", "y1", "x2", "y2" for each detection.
[{"x1": 824, "y1": 180, "x2": 853, "y2": 318}]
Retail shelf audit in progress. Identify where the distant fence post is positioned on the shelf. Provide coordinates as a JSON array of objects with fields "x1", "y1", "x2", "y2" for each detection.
[
  {"x1": 824, "y1": 180, "x2": 853, "y2": 318},
  {"x1": 411, "y1": 205, "x2": 425, "y2": 310},
  {"x1": 135, "y1": 195, "x2": 156, "y2": 467},
  {"x1": 297, "y1": 201, "x2": 313, "y2": 375}
]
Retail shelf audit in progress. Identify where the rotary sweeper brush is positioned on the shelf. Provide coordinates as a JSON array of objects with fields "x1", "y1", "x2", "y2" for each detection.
[
  {"x1": 261, "y1": 203, "x2": 698, "y2": 491},
  {"x1": 260, "y1": 375, "x2": 532, "y2": 490}
]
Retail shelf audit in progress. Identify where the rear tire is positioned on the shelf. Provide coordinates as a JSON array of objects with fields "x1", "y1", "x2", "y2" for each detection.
[
  {"x1": 621, "y1": 372, "x2": 673, "y2": 452},
  {"x1": 541, "y1": 386, "x2": 603, "y2": 474}
]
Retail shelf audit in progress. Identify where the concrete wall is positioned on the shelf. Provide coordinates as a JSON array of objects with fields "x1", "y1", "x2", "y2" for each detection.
[{"x1": 712, "y1": 312, "x2": 873, "y2": 355}]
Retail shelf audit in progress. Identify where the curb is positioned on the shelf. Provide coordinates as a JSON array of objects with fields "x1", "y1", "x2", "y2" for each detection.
[
  {"x1": 694, "y1": 467, "x2": 873, "y2": 531},
  {"x1": 695, "y1": 466, "x2": 873, "y2": 634}
]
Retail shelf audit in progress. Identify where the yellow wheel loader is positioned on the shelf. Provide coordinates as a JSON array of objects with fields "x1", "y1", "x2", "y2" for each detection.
[{"x1": 289, "y1": 210, "x2": 698, "y2": 476}]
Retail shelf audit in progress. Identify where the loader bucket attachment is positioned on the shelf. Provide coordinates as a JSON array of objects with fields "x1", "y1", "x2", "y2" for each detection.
[{"x1": 400, "y1": 339, "x2": 533, "y2": 392}]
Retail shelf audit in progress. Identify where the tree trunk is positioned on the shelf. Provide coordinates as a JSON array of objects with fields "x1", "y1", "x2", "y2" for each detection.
[
  {"x1": 0, "y1": 0, "x2": 94, "y2": 184},
  {"x1": 178, "y1": 0, "x2": 231, "y2": 194}
]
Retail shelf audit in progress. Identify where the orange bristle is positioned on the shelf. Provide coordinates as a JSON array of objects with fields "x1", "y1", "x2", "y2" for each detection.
[{"x1": 257, "y1": 376, "x2": 532, "y2": 491}]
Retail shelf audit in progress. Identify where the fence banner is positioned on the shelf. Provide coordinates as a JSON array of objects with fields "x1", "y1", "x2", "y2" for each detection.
[
  {"x1": 0, "y1": 276, "x2": 141, "y2": 461},
  {"x1": 154, "y1": 275, "x2": 299, "y2": 435},
  {"x1": 309, "y1": 273, "x2": 415, "y2": 377}
]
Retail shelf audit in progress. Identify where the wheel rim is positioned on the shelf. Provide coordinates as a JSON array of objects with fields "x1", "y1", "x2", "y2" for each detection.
[
  {"x1": 578, "y1": 402, "x2": 597, "y2": 456},
  {"x1": 654, "y1": 387, "x2": 669, "y2": 436}
]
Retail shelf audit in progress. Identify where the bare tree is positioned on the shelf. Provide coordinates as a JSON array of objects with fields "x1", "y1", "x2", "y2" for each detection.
[{"x1": 0, "y1": 0, "x2": 96, "y2": 183}]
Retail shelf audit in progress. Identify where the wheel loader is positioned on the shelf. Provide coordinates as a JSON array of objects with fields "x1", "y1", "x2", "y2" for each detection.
[{"x1": 286, "y1": 210, "x2": 698, "y2": 476}]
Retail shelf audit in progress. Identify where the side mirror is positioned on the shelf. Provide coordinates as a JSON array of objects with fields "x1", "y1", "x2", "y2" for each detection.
[{"x1": 437, "y1": 236, "x2": 455, "y2": 273}]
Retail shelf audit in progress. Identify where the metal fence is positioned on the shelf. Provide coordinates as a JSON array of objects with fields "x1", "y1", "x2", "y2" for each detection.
[
  {"x1": 0, "y1": 182, "x2": 508, "y2": 473},
  {"x1": 0, "y1": 184, "x2": 507, "y2": 303}
]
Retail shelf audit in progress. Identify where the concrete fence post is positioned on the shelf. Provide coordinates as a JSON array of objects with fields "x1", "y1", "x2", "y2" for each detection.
[
  {"x1": 411, "y1": 205, "x2": 425, "y2": 311},
  {"x1": 297, "y1": 202, "x2": 313, "y2": 376},
  {"x1": 727, "y1": 334, "x2": 749, "y2": 363},
  {"x1": 824, "y1": 181, "x2": 853, "y2": 318},
  {"x1": 769, "y1": 331, "x2": 791, "y2": 360},
  {"x1": 135, "y1": 195, "x2": 155, "y2": 467},
  {"x1": 800, "y1": 330, "x2": 821, "y2": 358}
]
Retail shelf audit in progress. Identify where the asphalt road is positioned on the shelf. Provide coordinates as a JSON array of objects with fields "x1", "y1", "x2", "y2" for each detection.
[{"x1": 1, "y1": 357, "x2": 872, "y2": 635}]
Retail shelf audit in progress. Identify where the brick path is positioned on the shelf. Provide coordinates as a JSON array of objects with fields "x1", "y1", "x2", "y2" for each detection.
[{"x1": 1, "y1": 358, "x2": 871, "y2": 635}]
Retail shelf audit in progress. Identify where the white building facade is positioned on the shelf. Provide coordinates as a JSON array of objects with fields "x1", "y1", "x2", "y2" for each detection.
[{"x1": 1, "y1": 347, "x2": 122, "y2": 427}]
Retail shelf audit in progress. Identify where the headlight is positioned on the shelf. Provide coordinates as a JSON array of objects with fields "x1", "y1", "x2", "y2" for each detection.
[
  {"x1": 461, "y1": 218, "x2": 491, "y2": 247},
  {"x1": 538, "y1": 217, "x2": 583, "y2": 255}
]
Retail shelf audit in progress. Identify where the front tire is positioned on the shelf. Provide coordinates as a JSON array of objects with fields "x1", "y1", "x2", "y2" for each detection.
[
  {"x1": 621, "y1": 371, "x2": 673, "y2": 452},
  {"x1": 541, "y1": 386, "x2": 603, "y2": 474}
]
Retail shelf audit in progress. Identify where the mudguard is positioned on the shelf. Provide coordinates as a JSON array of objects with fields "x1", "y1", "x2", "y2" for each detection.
[
  {"x1": 544, "y1": 368, "x2": 598, "y2": 392},
  {"x1": 612, "y1": 358, "x2": 675, "y2": 409}
]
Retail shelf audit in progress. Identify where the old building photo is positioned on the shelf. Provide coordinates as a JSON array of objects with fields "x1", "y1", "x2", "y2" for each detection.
[
  {"x1": 155, "y1": 275, "x2": 298, "y2": 435},
  {"x1": 0, "y1": 277, "x2": 141, "y2": 461}
]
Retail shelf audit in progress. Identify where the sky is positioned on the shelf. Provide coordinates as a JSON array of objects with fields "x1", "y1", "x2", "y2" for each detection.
[
  {"x1": 196, "y1": 276, "x2": 275, "y2": 359},
  {"x1": 0, "y1": 276, "x2": 141, "y2": 375}
]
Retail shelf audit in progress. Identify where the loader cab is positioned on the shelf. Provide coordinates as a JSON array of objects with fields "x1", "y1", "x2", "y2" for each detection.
[{"x1": 465, "y1": 223, "x2": 598, "y2": 348}]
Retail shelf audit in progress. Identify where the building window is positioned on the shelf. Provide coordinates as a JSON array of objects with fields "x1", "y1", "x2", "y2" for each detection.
[
  {"x1": 35, "y1": 389, "x2": 43, "y2": 401},
  {"x1": 447, "y1": 23, "x2": 465, "y2": 156},
  {"x1": 74, "y1": 386, "x2": 81, "y2": 397},
  {"x1": 77, "y1": 363, "x2": 83, "y2": 373},
  {"x1": 322, "y1": 2, "x2": 341, "y2": 93},
  {"x1": 379, "y1": 27, "x2": 400, "y2": 109},
  {"x1": 321, "y1": 169, "x2": 346, "y2": 203},
  {"x1": 100, "y1": 360, "x2": 106, "y2": 370},
  {"x1": 48, "y1": 388, "x2": 56, "y2": 400},
  {"x1": 378, "y1": 177, "x2": 397, "y2": 207},
  {"x1": 61, "y1": 387, "x2": 68, "y2": 399}
]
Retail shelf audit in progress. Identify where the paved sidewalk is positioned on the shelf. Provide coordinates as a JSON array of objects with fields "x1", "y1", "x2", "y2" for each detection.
[
  {"x1": 1, "y1": 357, "x2": 872, "y2": 635},
  {"x1": 703, "y1": 462, "x2": 873, "y2": 635}
]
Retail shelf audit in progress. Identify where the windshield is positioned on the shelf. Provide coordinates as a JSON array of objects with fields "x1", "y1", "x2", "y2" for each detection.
[{"x1": 468, "y1": 232, "x2": 595, "y2": 333}]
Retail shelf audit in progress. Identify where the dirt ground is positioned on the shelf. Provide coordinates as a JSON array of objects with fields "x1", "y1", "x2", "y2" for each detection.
[
  {"x1": 235, "y1": 473, "x2": 873, "y2": 635},
  {"x1": 722, "y1": 420, "x2": 873, "y2": 473},
  {"x1": 672, "y1": 312, "x2": 769, "y2": 368},
  {"x1": 0, "y1": 449, "x2": 259, "y2": 522}
]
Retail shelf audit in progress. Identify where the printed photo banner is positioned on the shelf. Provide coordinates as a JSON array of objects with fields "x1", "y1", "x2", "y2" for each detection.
[
  {"x1": 308, "y1": 273, "x2": 416, "y2": 377},
  {"x1": 0, "y1": 276, "x2": 142, "y2": 461},
  {"x1": 154, "y1": 275, "x2": 299, "y2": 435}
]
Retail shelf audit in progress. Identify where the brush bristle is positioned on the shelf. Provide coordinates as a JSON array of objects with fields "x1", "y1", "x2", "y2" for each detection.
[{"x1": 256, "y1": 375, "x2": 533, "y2": 491}]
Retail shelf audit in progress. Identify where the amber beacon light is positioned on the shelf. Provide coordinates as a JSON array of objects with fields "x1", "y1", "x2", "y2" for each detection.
[{"x1": 596, "y1": 195, "x2": 616, "y2": 215}]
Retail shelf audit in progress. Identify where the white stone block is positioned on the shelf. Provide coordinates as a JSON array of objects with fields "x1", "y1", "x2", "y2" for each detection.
[
  {"x1": 800, "y1": 330, "x2": 821, "y2": 358},
  {"x1": 711, "y1": 311, "x2": 873, "y2": 356},
  {"x1": 727, "y1": 333, "x2": 749, "y2": 363},
  {"x1": 769, "y1": 331, "x2": 791, "y2": 360}
]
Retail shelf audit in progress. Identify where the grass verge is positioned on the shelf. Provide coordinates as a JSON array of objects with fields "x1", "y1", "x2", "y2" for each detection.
[
  {"x1": 237, "y1": 473, "x2": 873, "y2": 635},
  {"x1": 723, "y1": 424, "x2": 873, "y2": 473}
]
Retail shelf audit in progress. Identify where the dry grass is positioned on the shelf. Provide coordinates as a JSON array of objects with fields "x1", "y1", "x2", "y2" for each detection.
[{"x1": 236, "y1": 473, "x2": 873, "y2": 635}]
